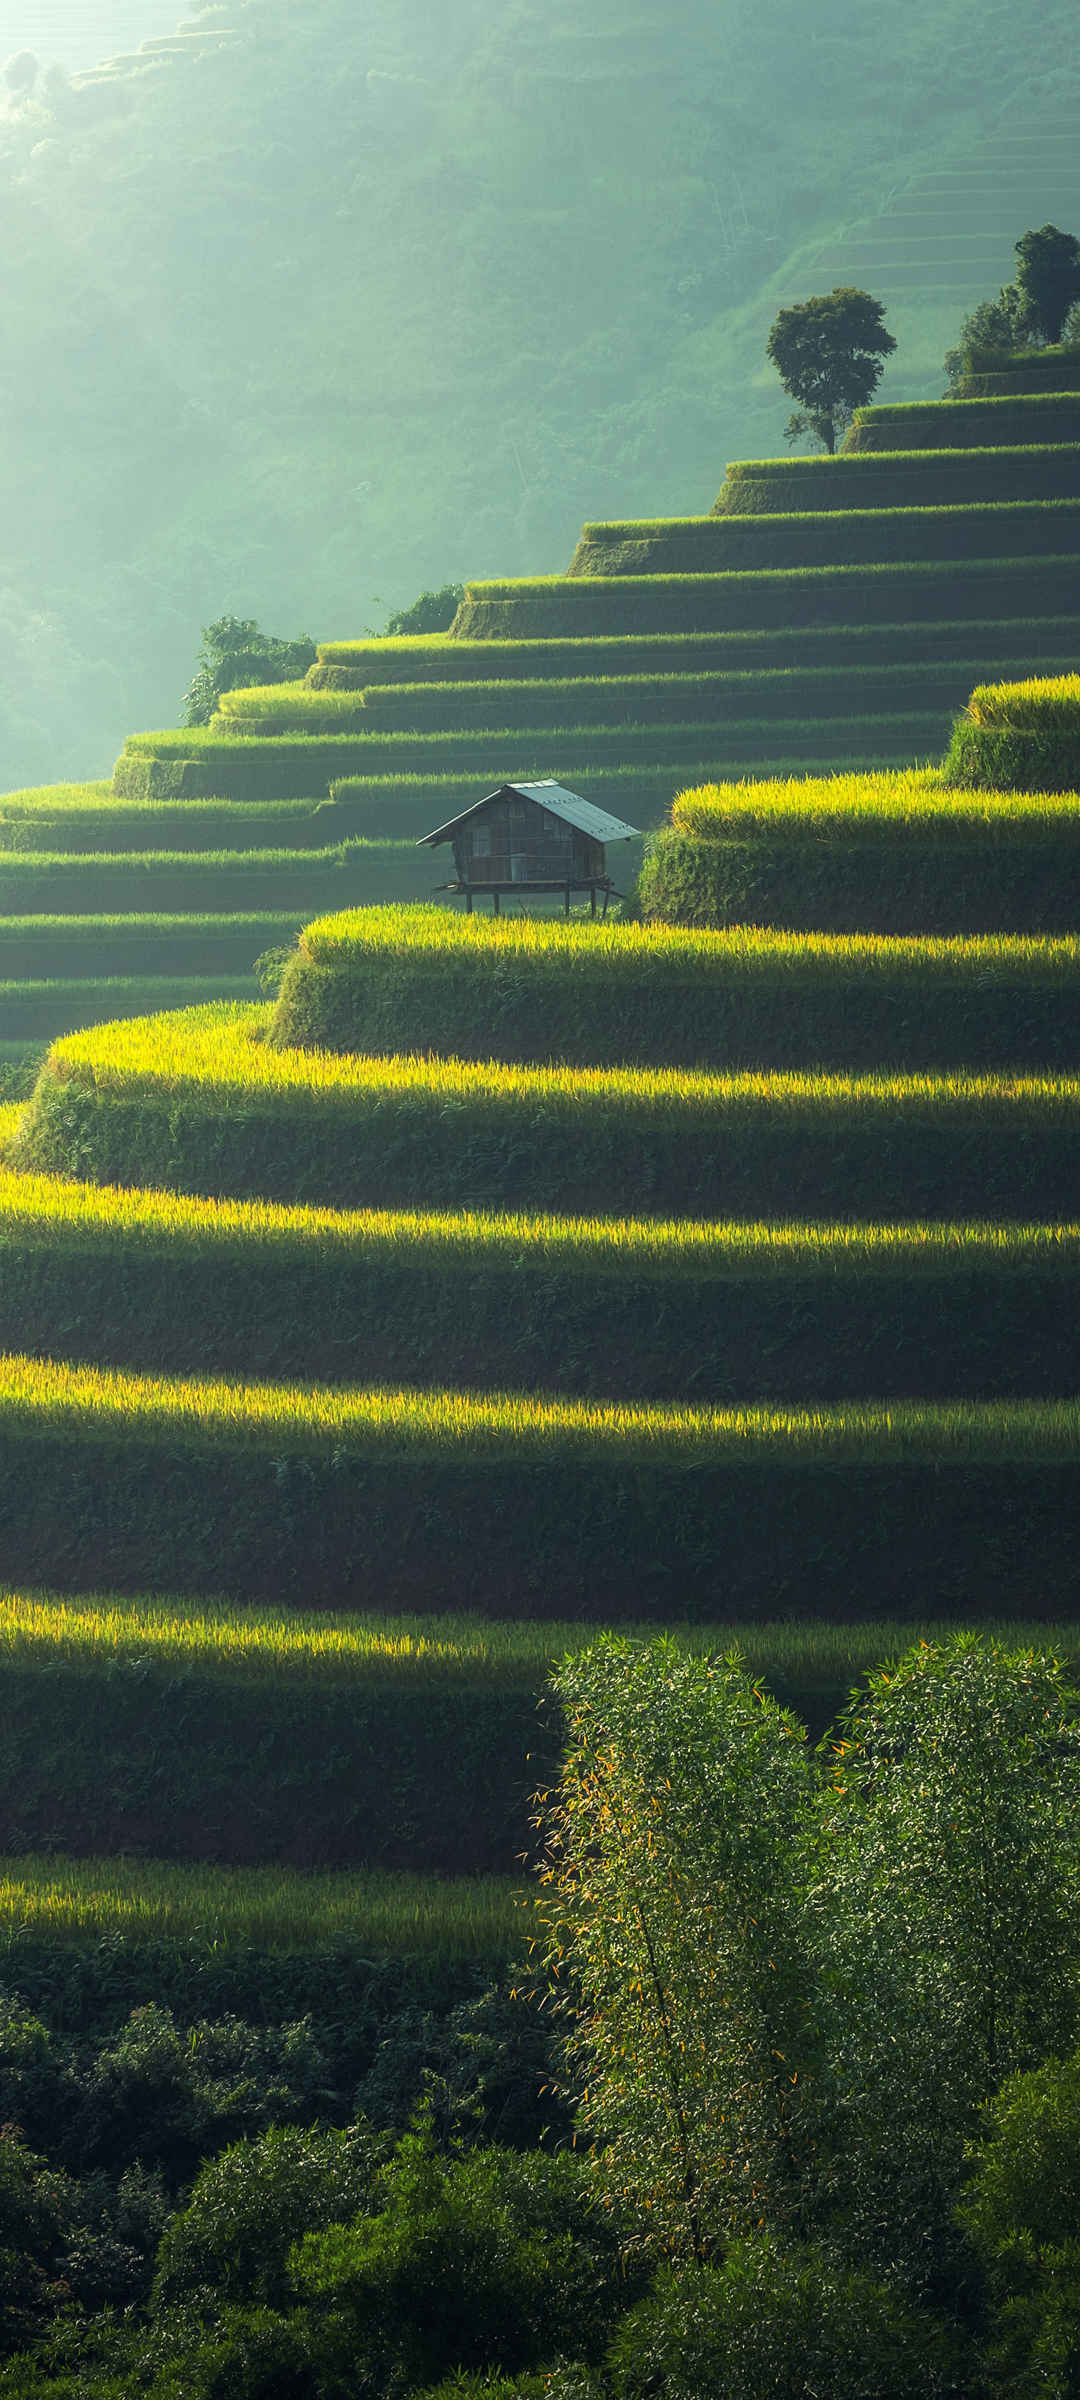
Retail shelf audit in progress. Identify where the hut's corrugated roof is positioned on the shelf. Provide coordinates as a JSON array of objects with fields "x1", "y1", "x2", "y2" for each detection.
[{"x1": 417, "y1": 780, "x2": 641, "y2": 847}]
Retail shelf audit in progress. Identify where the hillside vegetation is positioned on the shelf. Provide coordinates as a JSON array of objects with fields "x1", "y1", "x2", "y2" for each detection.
[{"x1": 2, "y1": 0, "x2": 1080, "y2": 786}]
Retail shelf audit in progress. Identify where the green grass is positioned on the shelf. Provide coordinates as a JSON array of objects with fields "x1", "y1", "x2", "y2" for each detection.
[
  {"x1": 0, "y1": 1353, "x2": 1070, "y2": 1615},
  {"x1": 452, "y1": 557, "x2": 1080, "y2": 639},
  {"x1": 566, "y1": 500, "x2": 1080, "y2": 577},
  {"x1": 15, "y1": 1004, "x2": 1080, "y2": 1221},
  {"x1": 0, "y1": 1854, "x2": 519, "y2": 1954},
  {"x1": 271, "y1": 903, "x2": 1080, "y2": 1072}
]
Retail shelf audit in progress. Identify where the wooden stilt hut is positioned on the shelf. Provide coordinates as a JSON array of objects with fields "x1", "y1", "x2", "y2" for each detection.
[{"x1": 417, "y1": 780, "x2": 640, "y2": 915}]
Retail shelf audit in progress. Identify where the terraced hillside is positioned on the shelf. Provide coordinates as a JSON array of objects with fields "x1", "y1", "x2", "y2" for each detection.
[
  {"x1": 4, "y1": 358, "x2": 1077, "y2": 1061},
  {"x1": 0, "y1": 670, "x2": 1078, "y2": 1990},
  {"x1": 119, "y1": 367, "x2": 1077, "y2": 849},
  {"x1": 762, "y1": 99, "x2": 1080, "y2": 400}
]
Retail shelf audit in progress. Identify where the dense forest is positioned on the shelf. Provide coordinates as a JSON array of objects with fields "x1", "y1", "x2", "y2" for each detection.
[{"x1": 1, "y1": 0, "x2": 1077, "y2": 787}]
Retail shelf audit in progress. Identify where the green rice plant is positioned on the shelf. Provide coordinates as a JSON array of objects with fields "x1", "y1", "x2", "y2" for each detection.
[
  {"x1": 451, "y1": 557, "x2": 1080, "y2": 640},
  {"x1": 0, "y1": 1048, "x2": 46, "y2": 1105},
  {"x1": 312, "y1": 618, "x2": 1080, "y2": 690},
  {"x1": 0, "y1": 1855, "x2": 519, "y2": 1955},
  {"x1": 0, "y1": 1354, "x2": 1071, "y2": 1616},
  {"x1": 0, "y1": 844, "x2": 429, "y2": 921},
  {"x1": 0, "y1": 794, "x2": 341, "y2": 856},
  {"x1": 341, "y1": 659, "x2": 1060, "y2": 739},
  {"x1": 3, "y1": 1593, "x2": 1080, "y2": 1871},
  {"x1": 214, "y1": 684, "x2": 376, "y2": 734},
  {"x1": 964, "y1": 674, "x2": 1080, "y2": 729},
  {"x1": 843, "y1": 394, "x2": 1080, "y2": 452},
  {"x1": 667, "y1": 770, "x2": 1080, "y2": 841},
  {"x1": 14, "y1": 1003, "x2": 1080, "y2": 1220},
  {"x1": 0, "y1": 977, "x2": 259, "y2": 1040},
  {"x1": 0, "y1": 915, "x2": 307, "y2": 984},
  {"x1": 0, "y1": 781, "x2": 114, "y2": 813},
  {"x1": 272, "y1": 902, "x2": 1080, "y2": 1072},
  {"x1": 641, "y1": 773, "x2": 1080, "y2": 935},
  {"x1": 566, "y1": 500, "x2": 1080, "y2": 579},
  {"x1": 0, "y1": 1147, "x2": 1076, "y2": 1403},
  {"x1": 944, "y1": 673, "x2": 1080, "y2": 792},
  {"x1": 715, "y1": 446, "x2": 1080, "y2": 515}
]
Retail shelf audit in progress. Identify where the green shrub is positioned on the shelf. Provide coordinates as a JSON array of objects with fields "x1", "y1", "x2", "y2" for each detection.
[
  {"x1": 290, "y1": 2133, "x2": 637, "y2": 2390},
  {"x1": 153, "y1": 2126, "x2": 377, "y2": 2314},
  {"x1": 958, "y1": 2049, "x2": 1080, "y2": 2399},
  {"x1": 606, "y1": 2243, "x2": 958, "y2": 2400}
]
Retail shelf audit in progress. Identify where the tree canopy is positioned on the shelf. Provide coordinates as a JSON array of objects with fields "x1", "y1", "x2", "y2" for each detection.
[{"x1": 766, "y1": 287, "x2": 896, "y2": 453}]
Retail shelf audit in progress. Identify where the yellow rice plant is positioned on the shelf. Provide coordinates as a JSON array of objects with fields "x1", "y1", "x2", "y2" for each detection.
[
  {"x1": 966, "y1": 673, "x2": 1080, "y2": 729},
  {"x1": 0, "y1": 1352, "x2": 1075, "y2": 1466},
  {"x1": 670, "y1": 769, "x2": 1080, "y2": 840}
]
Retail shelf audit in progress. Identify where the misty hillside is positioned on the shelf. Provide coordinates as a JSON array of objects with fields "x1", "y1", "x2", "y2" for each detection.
[
  {"x1": 2, "y1": 0, "x2": 1078, "y2": 787},
  {"x1": 9, "y1": 7, "x2": 184, "y2": 72}
]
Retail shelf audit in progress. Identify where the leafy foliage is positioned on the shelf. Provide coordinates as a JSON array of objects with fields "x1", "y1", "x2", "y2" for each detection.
[
  {"x1": 181, "y1": 619, "x2": 316, "y2": 731},
  {"x1": 766, "y1": 289, "x2": 896, "y2": 453}
]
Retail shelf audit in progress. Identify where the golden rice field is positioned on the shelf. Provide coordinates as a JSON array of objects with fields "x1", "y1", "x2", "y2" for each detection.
[
  {"x1": 0, "y1": 1351, "x2": 1076, "y2": 1465},
  {"x1": 299, "y1": 903, "x2": 1080, "y2": 979},
  {"x1": 0, "y1": 1854, "x2": 522, "y2": 1953},
  {"x1": 26, "y1": 1006, "x2": 1080, "y2": 1119},
  {"x1": 965, "y1": 673, "x2": 1080, "y2": 727},
  {"x1": 0, "y1": 1140, "x2": 1077, "y2": 1283},
  {"x1": 2, "y1": 1588, "x2": 1076, "y2": 1687},
  {"x1": 670, "y1": 768, "x2": 1080, "y2": 839}
]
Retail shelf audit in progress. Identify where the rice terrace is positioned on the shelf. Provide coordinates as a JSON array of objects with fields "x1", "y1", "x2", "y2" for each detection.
[{"x1": 3, "y1": 2, "x2": 1080, "y2": 2389}]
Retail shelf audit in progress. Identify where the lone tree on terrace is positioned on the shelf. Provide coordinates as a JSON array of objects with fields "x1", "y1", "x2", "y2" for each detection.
[
  {"x1": 766, "y1": 286, "x2": 896, "y2": 454},
  {"x1": 1014, "y1": 224, "x2": 1080, "y2": 346}
]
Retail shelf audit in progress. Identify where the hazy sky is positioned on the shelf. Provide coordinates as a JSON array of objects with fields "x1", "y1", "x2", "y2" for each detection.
[{"x1": 6, "y1": 3, "x2": 182, "y2": 71}]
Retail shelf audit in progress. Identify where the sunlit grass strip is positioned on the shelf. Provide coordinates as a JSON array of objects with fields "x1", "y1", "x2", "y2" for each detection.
[
  {"x1": 725, "y1": 443, "x2": 1080, "y2": 474},
  {"x1": 0, "y1": 781, "x2": 114, "y2": 813},
  {"x1": 0, "y1": 1154, "x2": 1075, "y2": 1283},
  {"x1": 4, "y1": 1591, "x2": 1080, "y2": 1686},
  {"x1": 300, "y1": 902, "x2": 1080, "y2": 981},
  {"x1": 0, "y1": 846, "x2": 352, "y2": 874},
  {"x1": 669, "y1": 770, "x2": 1080, "y2": 840},
  {"x1": 33, "y1": 1004, "x2": 1080, "y2": 1115},
  {"x1": 0, "y1": 913, "x2": 305, "y2": 938},
  {"x1": 965, "y1": 674, "x2": 1080, "y2": 728},
  {"x1": 0, "y1": 1855, "x2": 519, "y2": 1953},
  {"x1": 0, "y1": 1353, "x2": 1075, "y2": 1467},
  {"x1": 577, "y1": 500, "x2": 1080, "y2": 536}
]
